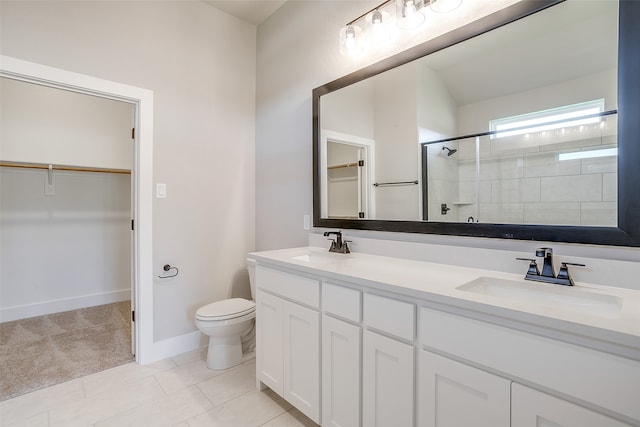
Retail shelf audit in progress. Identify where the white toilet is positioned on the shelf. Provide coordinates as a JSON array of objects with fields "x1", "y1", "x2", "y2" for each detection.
[{"x1": 195, "y1": 258, "x2": 256, "y2": 370}]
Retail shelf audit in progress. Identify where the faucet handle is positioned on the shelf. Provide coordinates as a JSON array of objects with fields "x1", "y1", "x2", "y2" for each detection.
[
  {"x1": 516, "y1": 257, "x2": 540, "y2": 276},
  {"x1": 557, "y1": 262, "x2": 586, "y2": 282}
]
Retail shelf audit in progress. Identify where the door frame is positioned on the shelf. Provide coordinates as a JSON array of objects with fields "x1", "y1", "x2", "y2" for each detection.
[
  {"x1": 320, "y1": 129, "x2": 375, "y2": 219},
  {"x1": 0, "y1": 55, "x2": 154, "y2": 363}
]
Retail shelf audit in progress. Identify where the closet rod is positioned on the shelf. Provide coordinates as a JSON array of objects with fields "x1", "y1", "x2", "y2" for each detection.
[
  {"x1": 328, "y1": 162, "x2": 359, "y2": 170},
  {"x1": 0, "y1": 161, "x2": 131, "y2": 175}
]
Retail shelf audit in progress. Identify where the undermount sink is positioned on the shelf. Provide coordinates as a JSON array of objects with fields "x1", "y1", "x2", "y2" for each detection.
[
  {"x1": 457, "y1": 276, "x2": 623, "y2": 319},
  {"x1": 290, "y1": 251, "x2": 352, "y2": 264}
]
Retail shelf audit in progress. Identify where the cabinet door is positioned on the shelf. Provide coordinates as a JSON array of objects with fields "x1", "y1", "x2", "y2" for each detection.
[
  {"x1": 512, "y1": 383, "x2": 633, "y2": 427},
  {"x1": 362, "y1": 330, "x2": 414, "y2": 427},
  {"x1": 256, "y1": 290, "x2": 284, "y2": 395},
  {"x1": 322, "y1": 315, "x2": 361, "y2": 427},
  {"x1": 284, "y1": 301, "x2": 321, "y2": 424},
  {"x1": 418, "y1": 350, "x2": 510, "y2": 427}
]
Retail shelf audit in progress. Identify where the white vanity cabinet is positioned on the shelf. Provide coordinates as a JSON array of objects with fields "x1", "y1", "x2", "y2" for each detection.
[
  {"x1": 511, "y1": 383, "x2": 632, "y2": 427},
  {"x1": 255, "y1": 266, "x2": 321, "y2": 424},
  {"x1": 418, "y1": 350, "x2": 510, "y2": 427},
  {"x1": 321, "y1": 283, "x2": 361, "y2": 427},
  {"x1": 419, "y1": 307, "x2": 639, "y2": 427},
  {"x1": 362, "y1": 293, "x2": 416, "y2": 427},
  {"x1": 251, "y1": 248, "x2": 640, "y2": 427}
]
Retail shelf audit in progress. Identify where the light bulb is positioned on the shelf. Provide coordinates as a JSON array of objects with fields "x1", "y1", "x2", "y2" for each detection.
[
  {"x1": 396, "y1": 0, "x2": 425, "y2": 29},
  {"x1": 372, "y1": 10, "x2": 382, "y2": 25},
  {"x1": 366, "y1": 9, "x2": 392, "y2": 46},
  {"x1": 339, "y1": 25, "x2": 363, "y2": 56}
]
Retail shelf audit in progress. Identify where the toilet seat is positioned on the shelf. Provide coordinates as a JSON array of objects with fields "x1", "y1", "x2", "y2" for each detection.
[{"x1": 196, "y1": 298, "x2": 255, "y2": 321}]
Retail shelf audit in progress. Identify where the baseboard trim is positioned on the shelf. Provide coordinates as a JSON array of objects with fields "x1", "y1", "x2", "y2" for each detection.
[
  {"x1": 0, "y1": 289, "x2": 130, "y2": 322},
  {"x1": 139, "y1": 331, "x2": 202, "y2": 365}
]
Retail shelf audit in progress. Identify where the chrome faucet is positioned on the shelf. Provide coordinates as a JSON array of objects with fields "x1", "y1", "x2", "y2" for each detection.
[
  {"x1": 323, "y1": 231, "x2": 351, "y2": 254},
  {"x1": 516, "y1": 247, "x2": 585, "y2": 286}
]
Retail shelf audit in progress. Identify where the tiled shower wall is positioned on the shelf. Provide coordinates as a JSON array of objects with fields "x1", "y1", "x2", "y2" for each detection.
[{"x1": 428, "y1": 116, "x2": 617, "y2": 226}]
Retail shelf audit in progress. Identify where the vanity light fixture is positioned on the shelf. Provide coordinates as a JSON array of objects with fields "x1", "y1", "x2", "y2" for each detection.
[{"x1": 339, "y1": 0, "x2": 462, "y2": 56}]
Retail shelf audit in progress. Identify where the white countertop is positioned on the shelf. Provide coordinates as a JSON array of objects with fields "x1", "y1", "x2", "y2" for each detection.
[{"x1": 249, "y1": 246, "x2": 640, "y2": 359}]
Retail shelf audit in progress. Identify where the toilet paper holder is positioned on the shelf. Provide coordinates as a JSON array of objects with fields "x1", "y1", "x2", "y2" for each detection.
[{"x1": 158, "y1": 264, "x2": 179, "y2": 279}]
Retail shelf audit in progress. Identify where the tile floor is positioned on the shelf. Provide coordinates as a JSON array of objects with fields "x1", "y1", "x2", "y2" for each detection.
[{"x1": 0, "y1": 349, "x2": 319, "y2": 427}]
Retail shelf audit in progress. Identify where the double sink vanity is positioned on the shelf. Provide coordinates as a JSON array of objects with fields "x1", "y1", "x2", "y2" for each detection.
[{"x1": 250, "y1": 245, "x2": 640, "y2": 427}]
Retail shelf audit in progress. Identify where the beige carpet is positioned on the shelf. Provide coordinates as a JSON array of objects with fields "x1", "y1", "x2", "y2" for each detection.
[{"x1": 0, "y1": 301, "x2": 134, "y2": 401}]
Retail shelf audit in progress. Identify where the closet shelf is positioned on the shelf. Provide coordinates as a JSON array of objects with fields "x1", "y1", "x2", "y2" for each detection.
[
  {"x1": 327, "y1": 162, "x2": 359, "y2": 170},
  {"x1": 0, "y1": 161, "x2": 131, "y2": 175}
]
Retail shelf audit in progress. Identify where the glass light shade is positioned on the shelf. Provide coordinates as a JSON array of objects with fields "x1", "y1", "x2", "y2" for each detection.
[
  {"x1": 365, "y1": 9, "x2": 392, "y2": 46},
  {"x1": 396, "y1": 0, "x2": 426, "y2": 29},
  {"x1": 430, "y1": 0, "x2": 462, "y2": 13},
  {"x1": 339, "y1": 25, "x2": 363, "y2": 56}
]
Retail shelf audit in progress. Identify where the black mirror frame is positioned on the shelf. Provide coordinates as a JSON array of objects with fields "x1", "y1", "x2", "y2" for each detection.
[{"x1": 313, "y1": 0, "x2": 640, "y2": 247}]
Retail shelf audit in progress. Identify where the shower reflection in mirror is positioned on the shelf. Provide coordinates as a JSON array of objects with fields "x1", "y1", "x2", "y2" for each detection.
[{"x1": 422, "y1": 109, "x2": 617, "y2": 226}]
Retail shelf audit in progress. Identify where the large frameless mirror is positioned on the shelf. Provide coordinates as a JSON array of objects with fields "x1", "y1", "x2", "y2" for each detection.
[{"x1": 313, "y1": 0, "x2": 640, "y2": 246}]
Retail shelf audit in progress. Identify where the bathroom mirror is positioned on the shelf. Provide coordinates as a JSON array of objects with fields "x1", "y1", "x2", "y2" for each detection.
[{"x1": 313, "y1": 0, "x2": 640, "y2": 246}]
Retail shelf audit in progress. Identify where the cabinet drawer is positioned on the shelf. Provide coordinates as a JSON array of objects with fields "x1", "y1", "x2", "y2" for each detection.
[
  {"x1": 363, "y1": 293, "x2": 415, "y2": 341},
  {"x1": 322, "y1": 282, "x2": 361, "y2": 322},
  {"x1": 256, "y1": 267, "x2": 320, "y2": 308}
]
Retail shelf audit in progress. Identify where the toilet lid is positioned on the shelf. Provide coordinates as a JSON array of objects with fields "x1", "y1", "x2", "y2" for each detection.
[{"x1": 196, "y1": 298, "x2": 255, "y2": 320}]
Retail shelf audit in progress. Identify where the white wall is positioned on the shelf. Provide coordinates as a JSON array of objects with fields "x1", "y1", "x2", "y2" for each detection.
[
  {"x1": 0, "y1": 79, "x2": 133, "y2": 321},
  {"x1": 373, "y1": 64, "x2": 420, "y2": 220},
  {"x1": 0, "y1": 168, "x2": 131, "y2": 321},
  {"x1": 1, "y1": 1, "x2": 257, "y2": 345},
  {"x1": 1, "y1": 78, "x2": 133, "y2": 170},
  {"x1": 255, "y1": 0, "x2": 640, "y2": 265}
]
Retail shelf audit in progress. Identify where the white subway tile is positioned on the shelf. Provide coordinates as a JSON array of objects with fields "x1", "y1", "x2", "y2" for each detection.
[
  {"x1": 524, "y1": 203, "x2": 580, "y2": 225},
  {"x1": 479, "y1": 156, "x2": 523, "y2": 180},
  {"x1": 540, "y1": 174, "x2": 602, "y2": 202},
  {"x1": 523, "y1": 151, "x2": 580, "y2": 178},
  {"x1": 479, "y1": 203, "x2": 523, "y2": 224},
  {"x1": 603, "y1": 173, "x2": 617, "y2": 202},
  {"x1": 491, "y1": 179, "x2": 519, "y2": 203},
  {"x1": 519, "y1": 177, "x2": 541, "y2": 202},
  {"x1": 581, "y1": 202, "x2": 617, "y2": 226}
]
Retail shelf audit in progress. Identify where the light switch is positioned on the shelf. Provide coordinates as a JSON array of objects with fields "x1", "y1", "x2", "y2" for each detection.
[
  {"x1": 303, "y1": 214, "x2": 310, "y2": 230},
  {"x1": 156, "y1": 183, "x2": 167, "y2": 198}
]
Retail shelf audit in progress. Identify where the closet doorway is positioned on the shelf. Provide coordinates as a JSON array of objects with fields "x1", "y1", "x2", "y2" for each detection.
[
  {"x1": 0, "y1": 56, "x2": 155, "y2": 397},
  {"x1": 0, "y1": 77, "x2": 135, "y2": 399}
]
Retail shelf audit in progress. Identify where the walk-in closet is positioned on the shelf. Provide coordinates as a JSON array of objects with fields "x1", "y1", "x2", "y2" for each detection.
[{"x1": 0, "y1": 77, "x2": 134, "y2": 400}]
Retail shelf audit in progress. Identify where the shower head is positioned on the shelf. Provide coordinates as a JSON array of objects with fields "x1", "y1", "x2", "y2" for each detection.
[{"x1": 442, "y1": 146, "x2": 457, "y2": 156}]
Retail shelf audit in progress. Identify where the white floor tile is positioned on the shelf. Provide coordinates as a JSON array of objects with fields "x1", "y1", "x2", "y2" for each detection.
[
  {"x1": 261, "y1": 408, "x2": 319, "y2": 427},
  {"x1": 171, "y1": 348, "x2": 207, "y2": 366},
  {"x1": 47, "y1": 376, "x2": 165, "y2": 427},
  {"x1": 185, "y1": 389, "x2": 291, "y2": 427},
  {"x1": 197, "y1": 361, "x2": 257, "y2": 406},
  {"x1": 154, "y1": 358, "x2": 224, "y2": 395},
  {"x1": 94, "y1": 385, "x2": 212, "y2": 427},
  {"x1": 0, "y1": 350, "x2": 317, "y2": 427},
  {"x1": 82, "y1": 358, "x2": 175, "y2": 398}
]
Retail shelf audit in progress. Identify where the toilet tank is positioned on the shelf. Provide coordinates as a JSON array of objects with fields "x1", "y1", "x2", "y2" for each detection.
[{"x1": 246, "y1": 258, "x2": 256, "y2": 300}]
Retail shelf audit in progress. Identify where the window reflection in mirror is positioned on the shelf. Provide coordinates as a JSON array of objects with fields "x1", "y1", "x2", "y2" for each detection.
[{"x1": 319, "y1": 0, "x2": 618, "y2": 227}]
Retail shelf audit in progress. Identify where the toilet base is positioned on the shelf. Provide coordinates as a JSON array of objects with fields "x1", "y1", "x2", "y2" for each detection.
[{"x1": 206, "y1": 335, "x2": 243, "y2": 370}]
